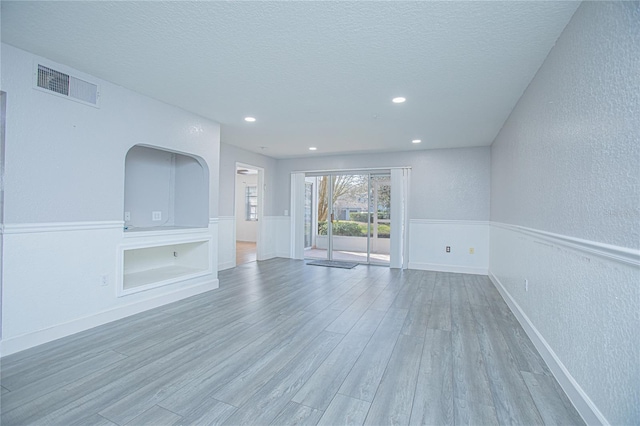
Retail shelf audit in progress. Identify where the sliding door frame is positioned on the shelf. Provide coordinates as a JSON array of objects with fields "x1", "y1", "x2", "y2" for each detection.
[{"x1": 291, "y1": 167, "x2": 410, "y2": 267}]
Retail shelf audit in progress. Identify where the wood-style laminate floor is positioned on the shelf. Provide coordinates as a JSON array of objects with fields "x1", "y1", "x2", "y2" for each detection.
[
  {"x1": 0, "y1": 259, "x2": 584, "y2": 426},
  {"x1": 236, "y1": 241, "x2": 257, "y2": 265}
]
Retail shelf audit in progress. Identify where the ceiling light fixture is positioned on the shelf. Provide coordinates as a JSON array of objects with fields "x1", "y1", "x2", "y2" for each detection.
[
  {"x1": 412, "y1": 139, "x2": 422, "y2": 144},
  {"x1": 244, "y1": 116, "x2": 256, "y2": 122},
  {"x1": 392, "y1": 97, "x2": 406, "y2": 104},
  {"x1": 309, "y1": 147, "x2": 317, "y2": 151}
]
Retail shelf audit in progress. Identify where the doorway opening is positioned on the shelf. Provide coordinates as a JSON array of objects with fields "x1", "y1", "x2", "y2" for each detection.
[
  {"x1": 235, "y1": 164, "x2": 262, "y2": 265},
  {"x1": 304, "y1": 173, "x2": 391, "y2": 265}
]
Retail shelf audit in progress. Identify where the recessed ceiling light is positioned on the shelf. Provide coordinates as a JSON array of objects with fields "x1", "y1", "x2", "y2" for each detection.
[
  {"x1": 392, "y1": 97, "x2": 406, "y2": 104},
  {"x1": 412, "y1": 139, "x2": 422, "y2": 144},
  {"x1": 244, "y1": 116, "x2": 256, "y2": 122},
  {"x1": 309, "y1": 147, "x2": 317, "y2": 151}
]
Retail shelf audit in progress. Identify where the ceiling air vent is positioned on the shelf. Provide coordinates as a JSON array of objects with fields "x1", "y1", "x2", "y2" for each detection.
[{"x1": 35, "y1": 64, "x2": 99, "y2": 107}]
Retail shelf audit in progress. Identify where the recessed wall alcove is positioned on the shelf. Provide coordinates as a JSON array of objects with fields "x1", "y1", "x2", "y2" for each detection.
[
  {"x1": 120, "y1": 145, "x2": 212, "y2": 296},
  {"x1": 124, "y1": 145, "x2": 209, "y2": 231}
]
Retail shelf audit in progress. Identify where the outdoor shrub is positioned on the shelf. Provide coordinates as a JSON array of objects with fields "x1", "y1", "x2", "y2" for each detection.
[
  {"x1": 317, "y1": 221, "x2": 364, "y2": 236},
  {"x1": 349, "y1": 212, "x2": 370, "y2": 223},
  {"x1": 333, "y1": 221, "x2": 363, "y2": 236}
]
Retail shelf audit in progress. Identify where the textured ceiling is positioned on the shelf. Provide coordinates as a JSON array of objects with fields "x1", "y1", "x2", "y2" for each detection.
[{"x1": 1, "y1": 1, "x2": 579, "y2": 159}]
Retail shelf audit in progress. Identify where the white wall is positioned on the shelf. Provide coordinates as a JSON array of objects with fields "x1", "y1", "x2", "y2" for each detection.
[
  {"x1": 235, "y1": 173, "x2": 257, "y2": 242},
  {"x1": 219, "y1": 143, "x2": 277, "y2": 217},
  {"x1": 218, "y1": 143, "x2": 279, "y2": 269},
  {"x1": 489, "y1": 3, "x2": 639, "y2": 424},
  {"x1": 0, "y1": 45, "x2": 221, "y2": 354},
  {"x1": 275, "y1": 148, "x2": 490, "y2": 220},
  {"x1": 276, "y1": 148, "x2": 491, "y2": 273}
]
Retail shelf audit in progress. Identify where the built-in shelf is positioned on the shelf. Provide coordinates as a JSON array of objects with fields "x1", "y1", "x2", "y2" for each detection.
[
  {"x1": 119, "y1": 237, "x2": 212, "y2": 296},
  {"x1": 123, "y1": 226, "x2": 208, "y2": 237},
  {"x1": 120, "y1": 145, "x2": 213, "y2": 296}
]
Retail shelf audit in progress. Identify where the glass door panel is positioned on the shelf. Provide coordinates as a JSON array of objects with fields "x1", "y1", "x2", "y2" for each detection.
[
  {"x1": 305, "y1": 175, "x2": 329, "y2": 260},
  {"x1": 304, "y1": 181, "x2": 313, "y2": 249},
  {"x1": 303, "y1": 172, "x2": 391, "y2": 265},
  {"x1": 369, "y1": 175, "x2": 391, "y2": 265},
  {"x1": 329, "y1": 174, "x2": 370, "y2": 263}
]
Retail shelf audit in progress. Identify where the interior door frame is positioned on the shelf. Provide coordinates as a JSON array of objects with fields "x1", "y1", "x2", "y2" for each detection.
[{"x1": 234, "y1": 162, "x2": 265, "y2": 263}]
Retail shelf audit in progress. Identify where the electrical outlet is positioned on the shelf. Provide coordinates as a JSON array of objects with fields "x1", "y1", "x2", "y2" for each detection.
[
  {"x1": 446, "y1": 246, "x2": 451, "y2": 253},
  {"x1": 100, "y1": 274, "x2": 109, "y2": 286},
  {"x1": 525, "y1": 279, "x2": 529, "y2": 292},
  {"x1": 469, "y1": 247, "x2": 475, "y2": 254},
  {"x1": 152, "y1": 211, "x2": 162, "y2": 221},
  {"x1": 124, "y1": 211, "x2": 131, "y2": 221}
]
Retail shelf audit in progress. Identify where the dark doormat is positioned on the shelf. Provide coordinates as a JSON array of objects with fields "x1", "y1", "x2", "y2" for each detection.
[{"x1": 306, "y1": 260, "x2": 359, "y2": 269}]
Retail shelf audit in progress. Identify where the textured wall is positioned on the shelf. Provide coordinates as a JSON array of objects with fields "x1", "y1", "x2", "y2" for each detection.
[
  {"x1": 275, "y1": 147, "x2": 491, "y2": 221},
  {"x1": 490, "y1": 2, "x2": 640, "y2": 424},
  {"x1": 491, "y1": 2, "x2": 639, "y2": 249}
]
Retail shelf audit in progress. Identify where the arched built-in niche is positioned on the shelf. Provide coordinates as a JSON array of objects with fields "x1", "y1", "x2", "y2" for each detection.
[{"x1": 124, "y1": 145, "x2": 209, "y2": 231}]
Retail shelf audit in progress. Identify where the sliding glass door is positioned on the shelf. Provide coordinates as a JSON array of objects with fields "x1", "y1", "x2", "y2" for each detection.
[
  {"x1": 304, "y1": 172, "x2": 390, "y2": 265},
  {"x1": 368, "y1": 174, "x2": 391, "y2": 264}
]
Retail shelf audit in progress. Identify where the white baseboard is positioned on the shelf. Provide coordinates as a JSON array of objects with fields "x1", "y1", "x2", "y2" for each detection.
[
  {"x1": 218, "y1": 261, "x2": 236, "y2": 271},
  {"x1": 0, "y1": 279, "x2": 219, "y2": 357},
  {"x1": 408, "y1": 261, "x2": 488, "y2": 275},
  {"x1": 488, "y1": 271, "x2": 607, "y2": 426},
  {"x1": 259, "y1": 251, "x2": 277, "y2": 261}
]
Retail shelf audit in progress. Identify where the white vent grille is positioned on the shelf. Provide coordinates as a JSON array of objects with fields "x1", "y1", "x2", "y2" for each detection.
[
  {"x1": 37, "y1": 65, "x2": 69, "y2": 95},
  {"x1": 35, "y1": 64, "x2": 99, "y2": 107}
]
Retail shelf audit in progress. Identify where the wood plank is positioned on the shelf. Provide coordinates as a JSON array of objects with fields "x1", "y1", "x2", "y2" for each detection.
[
  {"x1": 426, "y1": 272, "x2": 451, "y2": 331},
  {"x1": 390, "y1": 271, "x2": 422, "y2": 309},
  {"x1": 270, "y1": 401, "x2": 324, "y2": 426},
  {"x1": 70, "y1": 413, "x2": 119, "y2": 426},
  {"x1": 522, "y1": 371, "x2": 585, "y2": 425},
  {"x1": 453, "y1": 398, "x2": 499, "y2": 426},
  {"x1": 221, "y1": 331, "x2": 343, "y2": 425},
  {"x1": 348, "y1": 309, "x2": 386, "y2": 337},
  {"x1": 302, "y1": 281, "x2": 367, "y2": 314},
  {"x1": 159, "y1": 316, "x2": 311, "y2": 415},
  {"x1": 471, "y1": 306, "x2": 545, "y2": 425},
  {"x1": 410, "y1": 329, "x2": 453, "y2": 426},
  {"x1": 12, "y1": 314, "x2": 282, "y2": 425},
  {"x1": 338, "y1": 308, "x2": 408, "y2": 402},
  {"x1": 1, "y1": 330, "x2": 205, "y2": 426},
  {"x1": 463, "y1": 273, "x2": 491, "y2": 307},
  {"x1": 451, "y1": 280, "x2": 495, "y2": 409},
  {"x1": 1, "y1": 350, "x2": 128, "y2": 413},
  {"x1": 211, "y1": 308, "x2": 344, "y2": 407},
  {"x1": 368, "y1": 283, "x2": 405, "y2": 312},
  {"x1": 401, "y1": 283, "x2": 434, "y2": 337},
  {"x1": 496, "y1": 317, "x2": 551, "y2": 376},
  {"x1": 326, "y1": 283, "x2": 379, "y2": 313},
  {"x1": 325, "y1": 284, "x2": 387, "y2": 334},
  {"x1": 124, "y1": 405, "x2": 181, "y2": 426},
  {"x1": 175, "y1": 397, "x2": 237, "y2": 426},
  {"x1": 317, "y1": 393, "x2": 371, "y2": 426},
  {"x1": 292, "y1": 331, "x2": 371, "y2": 410},
  {"x1": 365, "y1": 334, "x2": 424, "y2": 425},
  {"x1": 99, "y1": 312, "x2": 313, "y2": 424}
]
